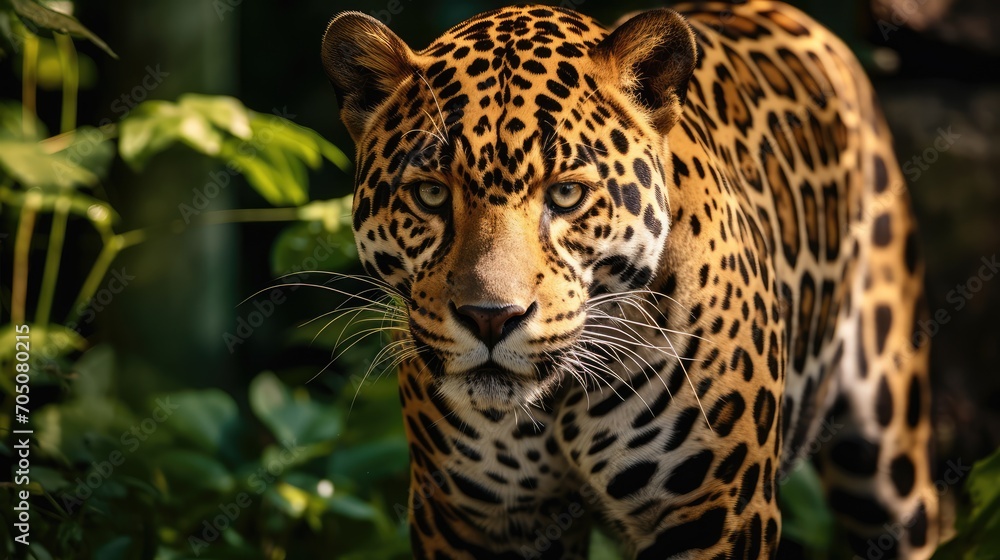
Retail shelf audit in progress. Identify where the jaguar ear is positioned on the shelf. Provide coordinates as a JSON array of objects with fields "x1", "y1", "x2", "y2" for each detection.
[
  {"x1": 322, "y1": 12, "x2": 416, "y2": 141},
  {"x1": 593, "y1": 9, "x2": 697, "y2": 134}
]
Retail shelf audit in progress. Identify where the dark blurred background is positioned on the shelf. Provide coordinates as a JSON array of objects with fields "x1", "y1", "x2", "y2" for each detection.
[{"x1": 1, "y1": 0, "x2": 998, "y2": 558}]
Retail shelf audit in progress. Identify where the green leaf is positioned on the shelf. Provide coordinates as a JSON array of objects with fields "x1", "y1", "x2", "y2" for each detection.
[
  {"x1": 296, "y1": 196, "x2": 354, "y2": 232},
  {"x1": 257, "y1": 141, "x2": 308, "y2": 205},
  {"x1": 0, "y1": 99, "x2": 47, "y2": 140},
  {"x1": 328, "y1": 438, "x2": 408, "y2": 483},
  {"x1": 269, "y1": 219, "x2": 357, "y2": 278},
  {"x1": 120, "y1": 99, "x2": 225, "y2": 162},
  {"x1": 163, "y1": 390, "x2": 240, "y2": 455},
  {"x1": 968, "y1": 452, "x2": 1000, "y2": 516},
  {"x1": 777, "y1": 461, "x2": 833, "y2": 557},
  {"x1": 249, "y1": 372, "x2": 342, "y2": 445},
  {"x1": 33, "y1": 466, "x2": 70, "y2": 494},
  {"x1": 0, "y1": 138, "x2": 98, "y2": 188},
  {"x1": 226, "y1": 149, "x2": 286, "y2": 204},
  {"x1": 158, "y1": 450, "x2": 235, "y2": 493},
  {"x1": 176, "y1": 112, "x2": 225, "y2": 156},
  {"x1": 0, "y1": 324, "x2": 88, "y2": 388},
  {"x1": 92, "y1": 536, "x2": 131, "y2": 560},
  {"x1": 328, "y1": 494, "x2": 381, "y2": 521},
  {"x1": 118, "y1": 101, "x2": 184, "y2": 170},
  {"x1": 10, "y1": 0, "x2": 118, "y2": 59},
  {"x1": 117, "y1": 96, "x2": 349, "y2": 206},
  {"x1": 0, "y1": 323, "x2": 87, "y2": 362},
  {"x1": 267, "y1": 116, "x2": 352, "y2": 173},
  {"x1": 179, "y1": 94, "x2": 252, "y2": 140},
  {"x1": 275, "y1": 132, "x2": 321, "y2": 171},
  {"x1": 249, "y1": 371, "x2": 292, "y2": 440},
  {"x1": 28, "y1": 543, "x2": 55, "y2": 560},
  {"x1": 934, "y1": 450, "x2": 1000, "y2": 559},
  {"x1": 35, "y1": 396, "x2": 136, "y2": 465},
  {"x1": 70, "y1": 344, "x2": 115, "y2": 398},
  {"x1": 53, "y1": 126, "x2": 116, "y2": 179},
  {"x1": 589, "y1": 528, "x2": 624, "y2": 560},
  {"x1": 266, "y1": 483, "x2": 310, "y2": 518},
  {"x1": 0, "y1": 12, "x2": 20, "y2": 59}
]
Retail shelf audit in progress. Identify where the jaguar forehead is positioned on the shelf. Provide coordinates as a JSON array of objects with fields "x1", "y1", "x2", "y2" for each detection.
[{"x1": 360, "y1": 6, "x2": 631, "y2": 199}]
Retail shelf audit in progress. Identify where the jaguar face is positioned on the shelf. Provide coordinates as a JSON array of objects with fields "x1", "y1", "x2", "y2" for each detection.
[{"x1": 323, "y1": 6, "x2": 696, "y2": 411}]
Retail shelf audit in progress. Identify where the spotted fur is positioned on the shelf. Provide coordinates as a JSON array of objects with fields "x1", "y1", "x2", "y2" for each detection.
[{"x1": 322, "y1": 3, "x2": 938, "y2": 558}]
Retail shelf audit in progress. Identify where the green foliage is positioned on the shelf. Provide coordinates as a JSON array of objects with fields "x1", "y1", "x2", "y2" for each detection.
[
  {"x1": 0, "y1": 103, "x2": 115, "y2": 225},
  {"x1": 270, "y1": 201, "x2": 358, "y2": 276},
  {"x1": 0, "y1": 138, "x2": 98, "y2": 188},
  {"x1": 250, "y1": 371, "x2": 342, "y2": 446},
  {"x1": 0, "y1": 0, "x2": 116, "y2": 58},
  {"x1": 777, "y1": 462, "x2": 835, "y2": 558},
  {"x1": 933, "y1": 449, "x2": 1000, "y2": 559},
  {"x1": 11, "y1": 343, "x2": 410, "y2": 559},
  {"x1": 119, "y1": 94, "x2": 350, "y2": 206},
  {"x1": 0, "y1": 5, "x2": 404, "y2": 557}
]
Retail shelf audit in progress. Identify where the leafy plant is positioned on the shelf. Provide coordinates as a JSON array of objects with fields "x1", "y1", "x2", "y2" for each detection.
[
  {"x1": 0, "y1": 0, "x2": 117, "y2": 59},
  {"x1": 933, "y1": 449, "x2": 1000, "y2": 559},
  {"x1": 118, "y1": 94, "x2": 350, "y2": 206},
  {"x1": 0, "y1": 3, "x2": 410, "y2": 558},
  {"x1": 777, "y1": 462, "x2": 834, "y2": 558}
]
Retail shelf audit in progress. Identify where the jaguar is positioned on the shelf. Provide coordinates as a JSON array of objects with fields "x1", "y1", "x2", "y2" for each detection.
[{"x1": 321, "y1": 2, "x2": 938, "y2": 558}]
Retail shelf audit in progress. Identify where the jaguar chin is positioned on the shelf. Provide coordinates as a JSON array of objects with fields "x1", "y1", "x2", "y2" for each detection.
[{"x1": 442, "y1": 362, "x2": 556, "y2": 413}]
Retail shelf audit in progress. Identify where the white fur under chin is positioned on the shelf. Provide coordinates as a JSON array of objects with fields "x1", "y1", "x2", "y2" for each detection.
[{"x1": 434, "y1": 369, "x2": 562, "y2": 413}]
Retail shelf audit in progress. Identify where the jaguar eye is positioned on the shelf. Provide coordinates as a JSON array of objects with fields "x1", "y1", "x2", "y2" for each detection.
[
  {"x1": 414, "y1": 182, "x2": 450, "y2": 210},
  {"x1": 547, "y1": 182, "x2": 585, "y2": 210}
]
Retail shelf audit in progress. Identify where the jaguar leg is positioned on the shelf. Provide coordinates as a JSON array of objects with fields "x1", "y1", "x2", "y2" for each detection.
[
  {"x1": 815, "y1": 346, "x2": 938, "y2": 560},
  {"x1": 815, "y1": 211, "x2": 939, "y2": 558}
]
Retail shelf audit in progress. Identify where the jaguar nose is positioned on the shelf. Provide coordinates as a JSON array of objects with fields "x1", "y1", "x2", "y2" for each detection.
[{"x1": 451, "y1": 302, "x2": 535, "y2": 348}]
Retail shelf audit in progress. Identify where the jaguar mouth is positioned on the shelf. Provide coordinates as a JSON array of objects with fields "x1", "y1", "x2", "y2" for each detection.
[
  {"x1": 407, "y1": 319, "x2": 578, "y2": 410},
  {"x1": 462, "y1": 361, "x2": 520, "y2": 397},
  {"x1": 465, "y1": 360, "x2": 512, "y2": 379}
]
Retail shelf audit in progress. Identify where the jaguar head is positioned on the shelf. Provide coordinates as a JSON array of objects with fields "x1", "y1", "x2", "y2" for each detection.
[{"x1": 322, "y1": 5, "x2": 696, "y2": 411}]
